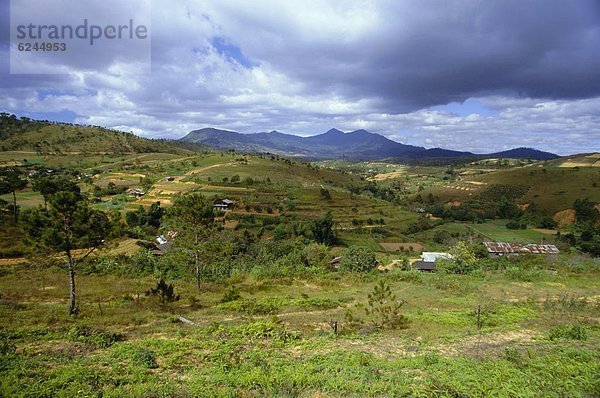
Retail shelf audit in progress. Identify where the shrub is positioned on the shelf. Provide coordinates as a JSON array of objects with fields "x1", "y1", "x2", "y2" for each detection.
[
  {"x1": 147, "y1": 279, "x2": 180, "y2": 304},
  {"x1": 220, "y1": 286, "x2": 242, "y2": 303},
  {"x1": 365, "y1": 280, "x2": 409, "y2": 329},
  {"x1": 0, "y1": 338, "x2": 16, "y2": 355},
  {"x1": 67, "y1": 324, "x2": 122, "y2": 348},
  {"x1": 339, "y1": 246, "x2": 378, "y2": 272},
  {"x1": 132, "y1": 347, "x2": 158, "y2": 368},
  {"x1": 548, "y1": 324, "x2": 587, "y2": 341},
  {"x1": 505, "y1": 266, "x2": 545, "y2": 281},
  {"x1": 312, "y1": 211, "x2": 336, "y2": 246},
  {"x1": 221, "y1": 298, "x2": 280, "y2": 315},
  {"x1": 388, "y1": 269, "x2": 423, "y2": 283},
  {"x1": 302, "y1": 243, "x2": 330, "y2": 268},
  {"x1": 437, "y1": 241, "x2": 479, "y2": 274},
  {"x1": 506, "y1": 220, "x2": 523, "y2": 230}
]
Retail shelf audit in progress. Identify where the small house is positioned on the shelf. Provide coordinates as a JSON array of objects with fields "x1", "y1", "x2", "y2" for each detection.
[
  {"x1": 127, "y1": 188, "x2": 146, "y2": 197},
  {"x1": 214, "y1": 199, "x2": 235, "y2": 210},
  {"x1": 421, "y1": 252, "x2": 452, "y2": 263},
  {"x1": 413, "y1": 261, "x2": 436, "y2": 272},
  {"x1": 483, "y1": 242, "x2": 559, "y2": 257},
  {"x1": 151, "y1": 232, "x2": 177, "y2": 256},
  {"x1": 413, "y1": 252, "x2": 452, "y2": 272},
  {"x1": 151, "y1": 241, "x2": 173, "y2": 256}
]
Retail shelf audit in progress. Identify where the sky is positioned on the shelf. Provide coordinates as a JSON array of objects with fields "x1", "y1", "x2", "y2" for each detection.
[{"x1": 1, "y1": 0, "x2": 600, "y2": 155}]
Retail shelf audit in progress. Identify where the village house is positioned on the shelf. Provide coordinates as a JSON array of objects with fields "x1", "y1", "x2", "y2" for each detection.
[
  {"x1": 412, "y1": 252, "x2": 452, "y2": 272},
  {"x1": 127, "y1": 188, "x2": 146, "y2": 197},
  {"x1": 151, "y1": 231, "x2": 178, "y2": 256},
  {"x1": 483, "y1": 242, "x2": 560, "y2": 257},
  {"x1": 213, "y1": 199, "x2": 235, "y2": 210}
]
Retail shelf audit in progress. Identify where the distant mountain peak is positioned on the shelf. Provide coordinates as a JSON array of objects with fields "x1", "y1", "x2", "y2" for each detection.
[
  {"x1": 348, "y1": 129, "x2": 371, "y2": 135},
  {"x1": 180, "y1": 126, "x2": 560, "y2": 161}
]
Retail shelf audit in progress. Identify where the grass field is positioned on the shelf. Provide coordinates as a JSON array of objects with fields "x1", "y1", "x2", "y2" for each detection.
[
  {"x1": 1, "y1": 254, "x2": 599, "y2": 397},
  {"x1": 465, "y1": 220, "x2": 557, "y2": 243}
]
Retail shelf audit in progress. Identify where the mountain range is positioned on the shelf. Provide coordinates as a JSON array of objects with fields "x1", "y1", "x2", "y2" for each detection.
[{"x1": 180, "y1": 127, "x2": 559, "y2": 161}]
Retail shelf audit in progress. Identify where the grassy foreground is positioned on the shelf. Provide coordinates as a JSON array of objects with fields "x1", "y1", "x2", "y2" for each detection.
[{"x1": 1, "y1": 255, "x2": 599, "y2": 397}]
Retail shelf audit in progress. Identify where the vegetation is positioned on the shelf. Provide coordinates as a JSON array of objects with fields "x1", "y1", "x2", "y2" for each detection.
[
  {"x1": 0, "y1": 116, "x2": 598, "y2": 396},
  {"x1": 21, "y1": 187, "x2": 112, "y2": 315}
]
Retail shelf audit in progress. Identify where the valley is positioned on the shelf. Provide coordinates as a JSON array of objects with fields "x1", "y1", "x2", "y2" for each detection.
[{"x1": 0, "y1": 116, "x2": 599, "y2": 397}]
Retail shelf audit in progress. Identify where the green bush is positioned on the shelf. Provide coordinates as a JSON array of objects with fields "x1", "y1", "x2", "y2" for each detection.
[
  {"x1": 365, "y1": 280, "x2": 409, "y2": 329},
  {"x1": 505, "y1": 266, "x2": 546, "y2": 281},
  {"x1": 437, "y1": 241, "x2": 479, "y2": 274},
  {"x1": 220, "y1": 298, "x2": 280, "y2": 315},
  {"x1": 220, "y1": 286, "x2": 242, "y2": 303},
  {"x1": 132, "y1": 347, "x2": 158, "y2": 369},
  {"x1": 67, "y1": 324, "x2": 122, "y2": 348},
  {"x1": 548, "y1": 324, "x2": 587, "y2": 341},
  {"x1": 339, "y1": 246, "x2": 378, "y2": 272},
  {"x1": 302, "y1": 243, "x2": 330, "y2": 268},
  {"x1": 147, "y1": 279, "x2": 180, "y2": 304}
]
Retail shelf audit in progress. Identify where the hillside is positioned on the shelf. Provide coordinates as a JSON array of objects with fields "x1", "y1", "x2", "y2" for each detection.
[
  {"x1": 180, "y1": 126, "x2": 560, "y2": 161},
  {"x1": 0, "y1": 114, "x2": 190, "y2": 155},
  {"x1": 422, "y1": 155, "x2": 600, "y2": 215},
  {"x1": 489, "y1": 147, "x2": 559, "y2": 160}
]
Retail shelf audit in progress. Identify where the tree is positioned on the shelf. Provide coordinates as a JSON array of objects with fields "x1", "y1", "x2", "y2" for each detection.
[
  {"x1": 168, "y1": 193, "x2": 218, "y2": 290},
  {"x1": 0, "y1": 167, "x2": 27, "y2": 223},
  {"x1": 320, "y1": 187, "x2": 332, "y2": 200},
  {"x1": 437, "y1": 241, "x2": 478, "y2": 274},
  {"x1": 21, "y1": 187, "x2": 112, "y2": 315},
  {"x1": 147, "y1": 279, "x2": 180, "y2": 305},
  {"x1": 32, "y1": 175, "x2": 80, "y2": 210},
  {"x1": 125, "y1": 201, "x2": 163, "y2": 229},
  {"x1": 312, "y1": 211, "x2": 336, "y2": 246},
  {"x1": 339, "y1": 246, "x2": 377, "y2": 272},
  {"x1": 497, "y1": 201, "x2": 523, "y2": 219},
  {"x1": 365, "y1": 280, "x2": 408, "y2": 329},
  {"x1": 573, "y1": 198, "x2": 599, "y2": 225}
]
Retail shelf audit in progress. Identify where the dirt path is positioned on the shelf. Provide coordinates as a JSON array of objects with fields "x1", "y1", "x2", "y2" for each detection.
[{"x1": 176, "y1": 162, "x2": 236, "y2": 181}]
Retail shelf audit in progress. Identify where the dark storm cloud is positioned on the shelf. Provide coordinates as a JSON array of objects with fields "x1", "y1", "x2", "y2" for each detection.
[
  {"x1": 221, "y1": 0, "x2": 600, "y2": 111},
  {"x1": 0, "y1": 0, "x2": 599, "y2": 154}
]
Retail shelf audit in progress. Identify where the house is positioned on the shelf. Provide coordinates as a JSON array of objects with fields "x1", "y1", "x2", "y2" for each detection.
[
  {"x1": 151, "y1": 241, "x2": 173, "y2": 256},
  {"x1": 213, "y1": 199, "x2": 235, "y2": 210},
  {"x1": 151, "y1": 232, "x2": 178, "y2": 256},
  {"x1": 413, "y1": 261, "x2": 436, "y2": 272},
  {"x1": 413, "y1": 252, "x2": 452, "y2": 272},
  {"x1": 483, "y1": 242, "x2": 559, "y2": 257},
  {"x1": 421, "y1": 252, "x2": 452, "y2": 263},
  {"x1": 127, "y1": 188, "x2": 146, "y2": 197}
]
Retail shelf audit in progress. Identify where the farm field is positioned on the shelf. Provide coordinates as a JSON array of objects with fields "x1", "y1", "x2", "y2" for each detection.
[
  {"x1": 465, "y1": 220, "x2": 557, "y2": 243},
  {"x1": 423, "y1": 163, "x2": 600, "y2": 216}
]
